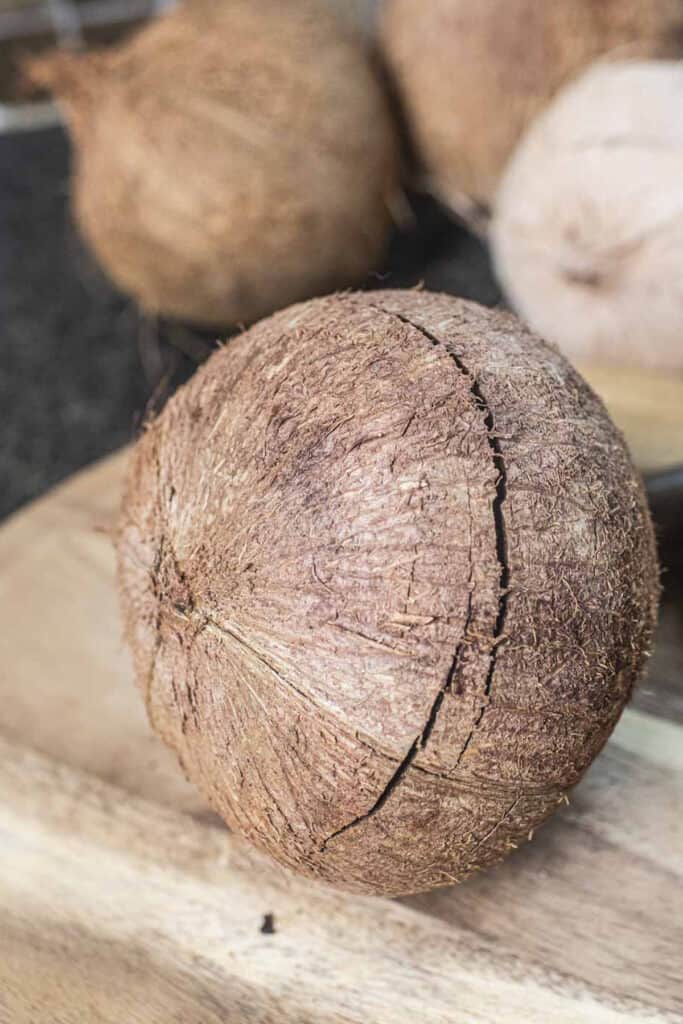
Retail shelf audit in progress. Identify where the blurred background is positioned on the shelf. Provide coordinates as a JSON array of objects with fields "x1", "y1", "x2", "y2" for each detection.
[{"x1": 0, "y1": 0, "x2": 506, "y2": 517}]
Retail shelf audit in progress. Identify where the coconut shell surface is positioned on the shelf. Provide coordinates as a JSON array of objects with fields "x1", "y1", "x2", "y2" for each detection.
[
  {"x1": 379, "y1": 0, "x2": 683, "y2": 210},
  {"x1": 492, "y1": 60, "x2": 683, "y2": 371},
  {"x1": 31, "y1": 0, "x2": 399, "y2": 327},
  {"x1": 117, "y1": 290, "x2": 659, "y2": 896}
]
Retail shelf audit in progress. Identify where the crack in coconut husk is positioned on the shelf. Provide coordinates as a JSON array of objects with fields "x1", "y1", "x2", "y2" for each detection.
[
  {"x1": 321, "y1": 308, "x2": 511, "y2": 849},
  {"x1": 135, "y1": 343, "x2": 562, "y2": 847},
  {"x1": 141, "y1": 549, "x2": 566, "y2": 802}
]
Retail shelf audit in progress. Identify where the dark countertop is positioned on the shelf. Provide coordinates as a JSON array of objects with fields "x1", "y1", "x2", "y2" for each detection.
[{"x1": 1, "y1": 123, "x2": 148, "y2": 517}]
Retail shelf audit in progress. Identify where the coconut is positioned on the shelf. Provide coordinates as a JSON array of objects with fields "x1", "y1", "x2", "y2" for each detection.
[
  {"x1": 492, "y1": 60, "x2": 683, "y2": 370},
  {"x1": 117, "y1": 289, "x2": 659, "y2": 897},
  {"x1": 325, "y1": 0, "x2": 378, "y2": 37},
  {"x1": 379, "y1": 0, "x2": 683, "y2": 214},
  {"x1": 28, "y1": 0, "x2": 400, "y2": 327}
]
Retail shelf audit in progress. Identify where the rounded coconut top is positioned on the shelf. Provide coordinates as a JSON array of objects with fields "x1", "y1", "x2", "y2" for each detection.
[
  {"x1": 492, "y1": 60, "x2": 683, "y2": 370},
  {"x1": 118, "y1": 290, "x2": 658, "y2": 896},
  {"x1": 30, "y1": 0, "x2": 399, "y2": 326},
  {"x1": 379, "y1": 0, "x2": 683, "y2": 211}
]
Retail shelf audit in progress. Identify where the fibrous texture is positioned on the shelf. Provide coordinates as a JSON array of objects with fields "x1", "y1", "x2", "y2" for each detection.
[
  {"x1": 118, "y1": 290, "x2": 658, "y2": 896},
  {"x1": 379, "y1": 0, "x2": 683, "y2": 209},
  {"x1": 493, "y1": 60, "x2": 683, "y2": 370},
  {"x1": 324, "y1": 0, "x2": 378, "y2": 36},
  {"x1": 31, "y1": 0, "x2": 399, "y2": 326}
]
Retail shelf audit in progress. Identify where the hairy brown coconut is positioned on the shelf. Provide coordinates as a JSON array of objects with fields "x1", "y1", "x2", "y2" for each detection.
[
  {"x1": 117, "y1": 290, "x2": 658, "y2": 896},
  {"x1": 379, "y1": 0, "x2": 683, "y2": 214},
  {"x1": 492, "y1": 60, "x2": 683, "y2": 371},
  {"x1": 28, "y1": 0, "x2": 399, "y2": 326}
]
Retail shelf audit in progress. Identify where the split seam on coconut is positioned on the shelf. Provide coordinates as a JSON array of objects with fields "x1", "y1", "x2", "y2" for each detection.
[
  {"x1": 159, "y1": 602, "x2": 566, "y2": 799},
  {"x1": 149, "y1": 572, "x2": 554, "y2": 796},
  {"x1": 143, "y1": 442, "x2": 202, "y2": 739},
  {"x1": 321, "y1": 307, "x2": 511, "y2": 850},
  {"x1": 144, "y1": 322, "x2": 512, "y2": 846},
  {"x1": 136, "y1": 444, "x2": 173, "y2": 731}
]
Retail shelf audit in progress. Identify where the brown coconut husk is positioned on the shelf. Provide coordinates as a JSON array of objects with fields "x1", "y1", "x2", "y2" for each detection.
[
  {"x1": 379, "y1": 0, "x2": 683, "y2": 216},
  {"x1": 117, "y1": 289, "x2": 659, "y2": 896},
  {"x1": 26, "y1": 0, "x2": 401, "y2": 327}
]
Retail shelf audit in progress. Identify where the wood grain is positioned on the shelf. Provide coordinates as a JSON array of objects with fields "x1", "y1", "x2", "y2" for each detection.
[
  {"x1": 1, "y1": 736, "x2": 679, "y2": 1024},
  {"x1": 1, "y1": 450, "x2": 681, "y2": 1021},
  {"x1": 405, "y1": 714, "x2": 683, "y2": 1016}
]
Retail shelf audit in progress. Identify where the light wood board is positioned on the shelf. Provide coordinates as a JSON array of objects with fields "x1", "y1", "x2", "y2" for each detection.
[
  {"x1": 0, "y1": 450, "x2": 681, "y2": 1023},
  {"x1": 578, "y1": 363, "x2": 683, "y2": 473}
]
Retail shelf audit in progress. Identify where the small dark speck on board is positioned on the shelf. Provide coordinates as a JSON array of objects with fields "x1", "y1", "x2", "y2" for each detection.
[{"x1": 260, "y1": 913, "x2": 276, "y2": 935}]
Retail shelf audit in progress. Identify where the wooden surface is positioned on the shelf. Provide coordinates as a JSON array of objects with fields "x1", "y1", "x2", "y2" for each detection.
[
  {"x1": 0, "y1": 451, "x2": 204, "y2": 817},
  {"x1": 578, "y1": 364, "x2": 683, "y2": 473},
  {"x1": 1, "y1": 450, "x2": 682, "y2": 1023}
]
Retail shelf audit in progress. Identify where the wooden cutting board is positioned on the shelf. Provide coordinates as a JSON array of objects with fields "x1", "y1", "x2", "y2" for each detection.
[
  {"x1": 1, "y1": 450, "x2": 682, "y2": 1023},
  {"x1": 577, "y1": 364, "x2": 683, "y2": 473}
]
